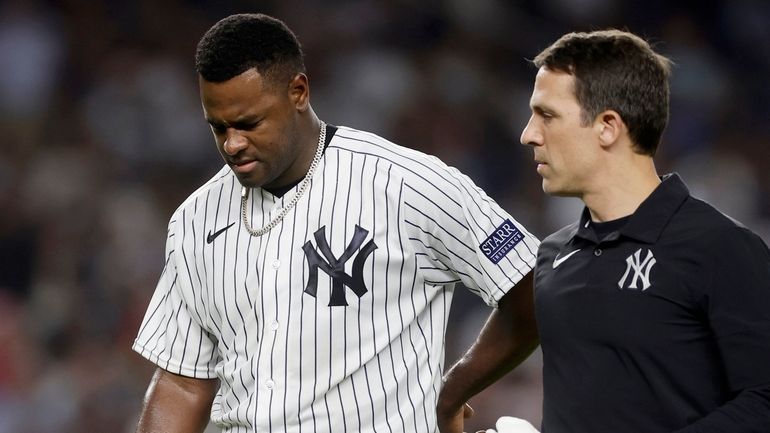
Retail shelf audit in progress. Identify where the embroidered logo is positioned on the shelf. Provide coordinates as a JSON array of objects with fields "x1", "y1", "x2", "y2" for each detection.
[
  {"x1": 480, "y1": 219, "x2": 525, "y2": 264},
  {"x1": 552, "y1": 249, "x2": 581, "y2": 269},
  {"x1": 618, "y1": 248, "x2": 656, "y2": 290},
  {"x1": 302, "y1": 225, "x2": 378, "y2": 306},
  {"x1": 206, "y1": 222, "x2": 235, "y2": 244}
]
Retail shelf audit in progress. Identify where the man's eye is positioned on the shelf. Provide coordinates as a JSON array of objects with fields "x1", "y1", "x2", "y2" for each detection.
[
  {"x1": 211, "y1": 124, "x2": 226, "y2": 134},
  {"x1": 239, "y1": 121, "x2": 260, "y2": 131}
]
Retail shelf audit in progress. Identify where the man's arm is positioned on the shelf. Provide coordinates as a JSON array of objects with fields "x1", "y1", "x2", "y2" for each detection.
[
  {"x1": 673, "y1": 228, "x2": 770, "y2": 432},
  {"x1": 674, "y1": 385, "x2": 770, "y2": 433},
  {"x1": 136, "y1": 368, "x2": 219, "y2": 433},
  {"x1": 436, "y1": 271, "x2": 539, "y2": 433}
]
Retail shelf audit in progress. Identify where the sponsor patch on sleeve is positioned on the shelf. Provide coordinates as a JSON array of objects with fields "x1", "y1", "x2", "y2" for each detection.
[{"x1": 479, "y1": 219, "x2": 524, "y2": 264}]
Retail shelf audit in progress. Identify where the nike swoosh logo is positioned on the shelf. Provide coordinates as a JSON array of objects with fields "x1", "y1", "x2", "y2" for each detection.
[
  {"x1": 206, "y1": 222, "x2": 235, "y2": 244},
  {"x1": 553, "y1": 249, "x2": 581, "y2": 269}
]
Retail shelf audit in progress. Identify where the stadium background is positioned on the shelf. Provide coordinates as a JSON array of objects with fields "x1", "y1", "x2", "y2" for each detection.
[{"x1": 1, "y1": 0, "x2": 768, "y2": 431}]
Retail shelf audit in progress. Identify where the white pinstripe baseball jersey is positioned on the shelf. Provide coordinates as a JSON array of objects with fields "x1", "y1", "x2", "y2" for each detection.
[{"x1": 133, "y1": 125, "x2": 539, "y2": 433}]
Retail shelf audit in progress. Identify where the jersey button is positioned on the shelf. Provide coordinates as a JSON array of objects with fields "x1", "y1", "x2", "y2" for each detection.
[
  {"x1": 270, "y1": 321, "x2": 279, "y2": 331},
  {"x1": 272, "y1": 259, "x2": 280, "y2": 269},
  {"x1": 594, "y1": 248, "x2": 602, "y2": 256},
  {"x1": 265, "y1": 379, "x2": 275, "y2": 390}
]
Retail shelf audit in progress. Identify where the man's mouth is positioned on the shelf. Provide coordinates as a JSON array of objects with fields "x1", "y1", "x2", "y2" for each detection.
[{"x1": 231, "y1": 160, "x2": 258, "y2": 174}]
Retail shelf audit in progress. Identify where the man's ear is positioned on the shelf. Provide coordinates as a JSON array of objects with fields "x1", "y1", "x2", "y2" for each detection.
[
  {"x1": 595, "y1": 110, "x2": 625, "y2": 148},
  {"x1": 288, "y1": 73, "x2": 310, "y2": 112}
]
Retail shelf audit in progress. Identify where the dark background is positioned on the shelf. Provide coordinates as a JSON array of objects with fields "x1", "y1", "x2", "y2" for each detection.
[{"x1": 1, "y1": 0, "x2": 768, "y2": 431}]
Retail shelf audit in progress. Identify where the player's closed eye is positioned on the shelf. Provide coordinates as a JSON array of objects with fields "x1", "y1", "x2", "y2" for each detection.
[{"x1": 235, "y1": 121, "x2": 260, "y2": 131}]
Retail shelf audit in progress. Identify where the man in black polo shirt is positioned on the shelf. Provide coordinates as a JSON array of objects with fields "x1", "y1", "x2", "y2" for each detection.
[{"x1": 520, "y1": 29, "x2": 770, "y2": 432}]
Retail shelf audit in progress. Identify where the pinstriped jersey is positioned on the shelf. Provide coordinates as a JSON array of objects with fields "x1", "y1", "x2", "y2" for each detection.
[{"x1": 133, "y1": 125, "x2": 539, "y2": 433}]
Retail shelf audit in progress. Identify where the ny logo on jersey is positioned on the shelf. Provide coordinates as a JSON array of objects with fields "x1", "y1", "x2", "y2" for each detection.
[
  {"x1": 618, "y1": 248, "x2": 656, "y2": 291},
  {"x1": 302, "y1": 225, "x2": 378, "y2": 306}
]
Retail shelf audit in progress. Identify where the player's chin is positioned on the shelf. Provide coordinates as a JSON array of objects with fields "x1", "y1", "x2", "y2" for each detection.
[{"x1": 233, "y1": 172, "x2": 266, "y2": 189}]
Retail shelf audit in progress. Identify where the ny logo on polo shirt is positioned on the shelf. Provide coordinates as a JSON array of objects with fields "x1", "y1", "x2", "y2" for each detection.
[
  {"x1": 618, "y1": 248, "x2": 656, "y2": 291},
  {"x1": 302, "y1": 225, "x2": 378, "y2": 306}
]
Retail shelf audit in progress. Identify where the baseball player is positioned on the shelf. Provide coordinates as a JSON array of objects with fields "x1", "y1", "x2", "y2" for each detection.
[{"x1": 133, "y1": 13, "x2": 540, "y2": 433}]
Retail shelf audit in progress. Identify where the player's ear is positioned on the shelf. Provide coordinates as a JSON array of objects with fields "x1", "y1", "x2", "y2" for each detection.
[
  {"x1": 288, "y1": 73, "x2": 310, "y2": 112},
  {"x1": 595, "y1": 109, "x2": 624, "y2": 148}
]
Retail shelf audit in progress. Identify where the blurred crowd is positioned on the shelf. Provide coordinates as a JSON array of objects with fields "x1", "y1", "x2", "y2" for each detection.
[{"x1": 0, "y1": 0, "x2": 768, "y2": 431}]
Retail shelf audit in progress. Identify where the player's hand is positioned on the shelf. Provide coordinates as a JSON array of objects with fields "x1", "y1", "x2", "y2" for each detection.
[
  {"x1": 475, "y1": 416, "x2": 540, "y2": 433},
  {"x1": 437, "y1": 402, "x2": 474, "y2": 433}
]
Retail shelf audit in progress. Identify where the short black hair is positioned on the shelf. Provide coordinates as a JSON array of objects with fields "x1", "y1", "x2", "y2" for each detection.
[
  {"x1": 534, "y1": 30, "x2": 672, "y2": 156},
  {"x1": 195, "y1": 13, "x2": 306, "y2": 85}
]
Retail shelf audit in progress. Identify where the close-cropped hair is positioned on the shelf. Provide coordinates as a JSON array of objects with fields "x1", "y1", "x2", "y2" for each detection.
[
  {"x1": 534, "y1": 29, "x2": 672, "y2": 156},
  {"x1": 195, "y1": 13, "x2": 306, "y2": 86}
]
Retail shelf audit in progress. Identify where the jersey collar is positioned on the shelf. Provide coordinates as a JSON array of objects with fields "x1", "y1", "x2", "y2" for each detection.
[{"x1": 570, "y1": 173, "x2": 690, "y2": 245}]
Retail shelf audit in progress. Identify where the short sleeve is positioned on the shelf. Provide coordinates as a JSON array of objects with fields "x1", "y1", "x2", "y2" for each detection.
[
  {"x1": 132, "y1": 213, "x2": 220, "y2": 378},
  {"x1": 403, "y1": 157, "x2": 539, "y2": 307},
  {"x1": 707, "y1": 227, "x2": 770, "y2": 390}
]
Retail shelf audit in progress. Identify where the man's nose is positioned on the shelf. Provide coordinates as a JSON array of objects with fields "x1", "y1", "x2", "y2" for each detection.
[
  {"x1": 520, "y1": 116, "x2": 541, "y2": 147},
  {"x1": 223, "y1": 129, "x2": 248, "y2": 155}
]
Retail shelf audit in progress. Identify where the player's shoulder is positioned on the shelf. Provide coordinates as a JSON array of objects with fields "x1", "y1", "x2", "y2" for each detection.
[
  {"x1": 332, "y1": 126, "x2": 449, "y2": 169},
  {"x1": 171, "y1": 165, "x2": 233, "y2": 218},
  {"x1": 331, "y1": 125, "x2": 471, "y2": 188}
]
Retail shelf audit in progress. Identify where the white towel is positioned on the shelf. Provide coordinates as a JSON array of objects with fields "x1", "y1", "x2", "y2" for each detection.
[{"x1": 484, "y1": 416, "x2": 540, "y2": 433}]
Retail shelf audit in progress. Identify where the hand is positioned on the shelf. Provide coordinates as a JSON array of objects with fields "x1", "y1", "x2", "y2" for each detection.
[
  {"x1": 437, "y1": 402, "x2": 475, "y2": 433},
  {"x1": 477, "y1": 416, "x2": 540, "y2": 433}
]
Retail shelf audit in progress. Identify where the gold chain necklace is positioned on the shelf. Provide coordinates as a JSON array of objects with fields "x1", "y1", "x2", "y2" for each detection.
[{"x1": 241, "y1": 121, "x2": 326, "y2": 237}]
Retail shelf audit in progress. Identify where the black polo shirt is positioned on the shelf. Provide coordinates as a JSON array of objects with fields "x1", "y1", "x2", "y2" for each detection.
[{"x1": 535, "y1": 174, "x2": 770, "y2": 433}]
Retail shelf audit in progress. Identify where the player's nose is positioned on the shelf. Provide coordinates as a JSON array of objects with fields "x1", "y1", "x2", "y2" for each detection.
[{"x1": 223, "y1": 130, "x2": 248, "y2": 155}]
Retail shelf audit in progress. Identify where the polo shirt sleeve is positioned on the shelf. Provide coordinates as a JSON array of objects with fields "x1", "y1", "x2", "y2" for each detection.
[
  {"x1": 402, "y1": 157, "x2": 539, "y2": 308},
  {"x1": 706, "y1": 226, "x2": 770, "y2": 390},
  {"x1": 132, "y1": 212, "x2": 220, "y2": 379}
]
